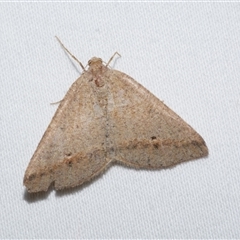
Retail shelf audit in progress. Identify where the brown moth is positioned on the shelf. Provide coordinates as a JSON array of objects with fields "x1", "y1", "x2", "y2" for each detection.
[{"x1": 23, "y1": 38, "x2": 208, "y2": 193}]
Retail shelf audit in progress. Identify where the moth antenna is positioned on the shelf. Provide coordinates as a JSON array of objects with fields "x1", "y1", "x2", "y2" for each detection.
[
  {"x1": 106, "y1": 52, "x2": 121, "y2": 67},
  {"x1": 50, "y1": 100, "x2": 62, "y2": 105},
  {"x1": 55, "y1": 36, "x2": 86, "y2": 71}
]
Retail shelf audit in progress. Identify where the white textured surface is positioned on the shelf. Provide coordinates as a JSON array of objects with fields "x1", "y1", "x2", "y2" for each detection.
[{"x1": 1, "y1": 3, "x2": 240, "y2": 238}]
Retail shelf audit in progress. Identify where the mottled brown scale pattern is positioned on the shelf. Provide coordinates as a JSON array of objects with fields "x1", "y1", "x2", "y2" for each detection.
[{"x1": 23, "y1": 57, "x2": 208, "y2": 193}]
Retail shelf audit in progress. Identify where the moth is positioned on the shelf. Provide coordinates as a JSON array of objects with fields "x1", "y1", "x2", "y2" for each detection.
[{"x1": 24, "y1": 38, "x2": 208, "y2": 193}]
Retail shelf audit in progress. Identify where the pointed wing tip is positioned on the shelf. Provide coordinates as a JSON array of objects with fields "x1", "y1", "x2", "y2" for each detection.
[
  {"x1": 23, "y1": 164, "x2": 54, "y2": 193},
  {"x1": 195, "y1": 136, "x2": 209, "y2": 158},
  {"x1": 184, "y1": 136, "x2": 208, "y2": 166},
  {"x1": 201, "y1": 143, "x2": 209, "y2": 158},
  {"x1": 23, "y1": 173, "x2": 50, "y2": 193},
  {"x1": 23, "y1": 154, "x2": 112, "y2": 193}
]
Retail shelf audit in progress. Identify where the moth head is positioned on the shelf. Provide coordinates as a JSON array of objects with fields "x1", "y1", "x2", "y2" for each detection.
[
  {"x1": 88, "y1": 57, "x2": 103, "y2": 67},
  {"x1": 87, "y1": 57, "x2": 104, "y2": 75}
]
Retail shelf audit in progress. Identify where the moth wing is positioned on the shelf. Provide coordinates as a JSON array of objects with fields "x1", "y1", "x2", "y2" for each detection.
[
  {"x1": 24, "y1": 74, "x2": 110, "y2": 192},
  {"x1": 107, "y1": 70, "x2": 208, "y2": 169}
]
